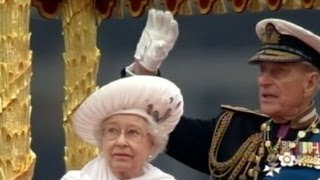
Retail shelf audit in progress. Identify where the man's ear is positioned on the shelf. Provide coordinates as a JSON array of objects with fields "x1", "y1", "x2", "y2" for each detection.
[{"x1": 304, "y1": 72, "x2": 320, "y2": 97}]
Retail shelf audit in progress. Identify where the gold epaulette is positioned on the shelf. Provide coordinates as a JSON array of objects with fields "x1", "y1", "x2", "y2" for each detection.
[{"x1": 220, "y1": 104, "x2": 269, "y2": 117}]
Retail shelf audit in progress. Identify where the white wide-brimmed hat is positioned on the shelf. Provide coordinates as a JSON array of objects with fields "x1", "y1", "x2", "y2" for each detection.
[{"x1": 72, "y1": 75, "x2": 184, "y2": 146}]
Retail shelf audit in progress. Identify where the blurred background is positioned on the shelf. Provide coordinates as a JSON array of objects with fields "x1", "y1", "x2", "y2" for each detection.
[{"x1": 30, "y1": 7, "x2": 320, "y2": 180}]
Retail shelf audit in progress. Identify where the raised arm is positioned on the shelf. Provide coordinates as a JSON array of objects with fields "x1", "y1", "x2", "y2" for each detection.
[{"x1": 126, "y1": 9, "x2": 178, "y2": 75}]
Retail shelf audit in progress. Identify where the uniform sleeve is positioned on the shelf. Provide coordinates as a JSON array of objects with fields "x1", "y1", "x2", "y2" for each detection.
[
  {"x1": 166, "y1": 116, "x2": 216, "y2": 175},
  {"x1": 60, "y1": 170, "x2": 81, "y2": 180},
  {"x1": 120, "y1": 67, "x2": 161, "y2": 77}
]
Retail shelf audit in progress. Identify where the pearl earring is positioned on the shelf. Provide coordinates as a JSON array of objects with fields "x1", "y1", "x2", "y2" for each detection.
[{"x1": 148, "y1": 154, "x2": 153, "y2": 159}]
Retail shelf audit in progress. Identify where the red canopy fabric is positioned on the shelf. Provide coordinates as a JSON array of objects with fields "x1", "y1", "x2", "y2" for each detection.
[{"x1": 31, "y1": 0, "x2": 319, "y2": 19}]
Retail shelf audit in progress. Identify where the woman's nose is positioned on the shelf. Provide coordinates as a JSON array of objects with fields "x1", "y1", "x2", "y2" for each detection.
[{"x1": 115, "y1": 133, "x2": 128, "y2": 146}]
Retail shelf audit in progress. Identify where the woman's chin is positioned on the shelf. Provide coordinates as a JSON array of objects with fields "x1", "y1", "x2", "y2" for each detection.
[{"x1": 111, "y1": 162, "x2": 132, "y2": 171}]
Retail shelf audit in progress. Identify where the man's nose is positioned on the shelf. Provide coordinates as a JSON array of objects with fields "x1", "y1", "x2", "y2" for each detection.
[{"x1": 258, "y1": 72, "x2": 272, "y2": 86}]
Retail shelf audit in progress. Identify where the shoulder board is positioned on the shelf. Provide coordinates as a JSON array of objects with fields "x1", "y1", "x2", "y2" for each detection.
[{"x1": 220, "y1": 104, "x2": 269, "y2": 117}]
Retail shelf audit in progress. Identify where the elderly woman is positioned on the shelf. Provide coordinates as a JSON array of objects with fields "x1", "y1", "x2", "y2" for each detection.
[{"x1": 61, "y1": 75, "x2": 183, "y2": 180}]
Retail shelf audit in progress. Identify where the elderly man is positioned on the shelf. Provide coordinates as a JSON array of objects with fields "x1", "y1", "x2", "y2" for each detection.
[{"x1": 124, "y1": 9, "x2": 320, "y2": 179}]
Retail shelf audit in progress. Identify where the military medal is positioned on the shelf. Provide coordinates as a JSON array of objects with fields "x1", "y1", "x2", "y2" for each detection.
[
  {"x1": 263, "y1": 163, "x2": 281, "y2": 177},
  {"x1": 278, "y1": 152, "x2": 295, "y2": 167},
  {"x1": 262, "y1": 116, "x2": 320, "y2": 177}
]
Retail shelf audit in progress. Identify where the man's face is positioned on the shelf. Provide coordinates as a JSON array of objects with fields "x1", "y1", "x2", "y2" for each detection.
[{"x1": 258, "y1": 62, "x2": 314, "y2": 122}]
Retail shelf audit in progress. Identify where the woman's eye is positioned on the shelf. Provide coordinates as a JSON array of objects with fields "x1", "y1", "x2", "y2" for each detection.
[
  {"x1": 127, "y1": 129, "x2": 140, "y2": 135},
  {"x1": 106, "y1": 127, "x2": 119, "y2": 133}
]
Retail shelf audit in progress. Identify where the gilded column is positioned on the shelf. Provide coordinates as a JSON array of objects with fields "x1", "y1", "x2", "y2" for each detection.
[
  {"x1": 61, "y1": 0, "x2": 100, "y2": 170},
  {"x1": 0, "y1": 0, "x2": 36, "y2": 179}
]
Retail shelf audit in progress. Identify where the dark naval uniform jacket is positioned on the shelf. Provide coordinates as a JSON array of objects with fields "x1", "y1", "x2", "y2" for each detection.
[{"x1": 166, "y1": 105, "x2": 320, "y2": 179}]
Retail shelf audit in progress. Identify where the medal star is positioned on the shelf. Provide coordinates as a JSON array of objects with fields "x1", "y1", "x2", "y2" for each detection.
[
  {"x1": 263, "y1": 164, "x2": 281, "y2": 177},
  {"x1": 278, "y1": 152, "x2": 296, "y2": 167}
]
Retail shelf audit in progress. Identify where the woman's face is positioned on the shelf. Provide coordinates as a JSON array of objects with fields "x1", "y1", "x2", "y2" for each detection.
[{"x1": 101, "y1": 114, "x2": 154, "y2": 178}]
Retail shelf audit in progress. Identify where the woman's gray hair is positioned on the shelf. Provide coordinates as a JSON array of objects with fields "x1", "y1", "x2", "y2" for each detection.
[
  {"x1": 146, "y1": 123, "x2": 169, "y2": 161},
  {"x1": 94, "y1": 126, "x2": 104, "y2": 149}
]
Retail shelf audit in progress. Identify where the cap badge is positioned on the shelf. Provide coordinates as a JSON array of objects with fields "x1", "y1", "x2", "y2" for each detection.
[{"x1": 261, "y1": 23, "x2": 281, "y2": 44}]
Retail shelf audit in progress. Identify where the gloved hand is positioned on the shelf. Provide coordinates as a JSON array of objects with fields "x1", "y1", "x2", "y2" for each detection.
[{"x1": 134, "y1": 9, "x2": 179, "y2": 72}]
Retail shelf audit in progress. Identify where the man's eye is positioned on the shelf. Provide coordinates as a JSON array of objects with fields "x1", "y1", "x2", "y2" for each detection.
[{"x1": 271, "y1": 69, "x2": 286, "y2": 78}]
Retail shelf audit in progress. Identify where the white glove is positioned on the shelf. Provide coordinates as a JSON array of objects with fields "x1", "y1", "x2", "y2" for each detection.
[{"x1": 134, "y1": 9, "x2": 179, "y2": 72}]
